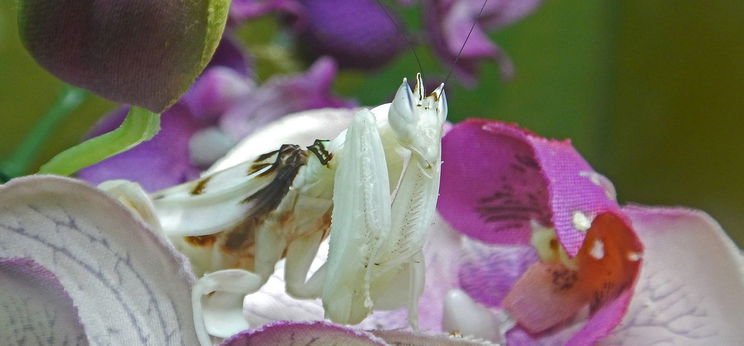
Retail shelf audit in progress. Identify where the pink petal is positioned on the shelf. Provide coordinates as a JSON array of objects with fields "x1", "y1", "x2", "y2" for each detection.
[
  {"x1": 600, "y1": 206, "x2": 744, "y2": 344},
  {"x1": 0, "y1": 175, "x2": 198, "y2": 343},
  {"x1": 439, "y1": 119, "x2": 620, "y2": 256},
  {"x1": 503, "y1": 212, "x2": 642, "y2": 336}
]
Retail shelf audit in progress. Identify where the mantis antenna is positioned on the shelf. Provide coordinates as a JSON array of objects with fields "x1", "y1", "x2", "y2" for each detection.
[
  {"x1": 373, "y1": 0, "x2": 424, "y2": 78},
  {"x1": 444, "y1": 0, "x2": 490, "y2": 85}
]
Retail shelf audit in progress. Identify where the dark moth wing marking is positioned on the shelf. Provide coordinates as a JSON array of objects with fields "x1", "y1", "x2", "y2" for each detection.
[{"x1": 185, "y1": 144, "x2": 310, "y2": 258}]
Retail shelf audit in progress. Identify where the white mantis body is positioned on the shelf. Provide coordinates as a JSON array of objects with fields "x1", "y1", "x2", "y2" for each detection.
[{"x1": 147, "y1": 74, "x2": 447, "y2": 344}]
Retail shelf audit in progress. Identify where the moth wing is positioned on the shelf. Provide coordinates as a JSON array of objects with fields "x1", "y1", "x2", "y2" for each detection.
[
  {"x1": 322, "y1": 108, "x2": 392, "y2": 324},
  {"x1": 151, "y1": 155, "x2": 279, "y2": 237}
]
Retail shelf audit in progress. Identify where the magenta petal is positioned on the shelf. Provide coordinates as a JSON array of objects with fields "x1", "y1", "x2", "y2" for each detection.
[
  {"x1": 0, "y1": 258, "x2": 86, "y2": 344},
  {"x1": 220, "y1": 321, "x2": 386, "y2": 346},
  {"x1": 438, "y1": 119, "x2": 620, "y2": 256},
  {"x1": 78, "y1": 104, "x2": 202, "y2": 191}
]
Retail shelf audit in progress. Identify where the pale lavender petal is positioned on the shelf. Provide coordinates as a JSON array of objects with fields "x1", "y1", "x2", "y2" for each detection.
[
  {"x1": 219, "y1": 57, "x2": 355, "y2": 140},
  {"x1": 458, "y1": 241, "x2": 537, "y2": 307},
  {"x1": 183, "y1": 67, "x2": 253, "y2": 123},
  {"x1": 425, "y1": 0, "x2": 513, "y2": 83},
  {"x1": 220, "y1": 321, "x2": 386, "y2": 346},
  {"x1": 78, "y1": 104, "x2": 202, "y2": 191},
  {"x1": 438, "y1": 119, "x2": 620, "y2": 256},
  {"x1": 0, "y1": 175, "x2": 198, "y2": 344},
  {"x1": 599, "y1": 206, "x2": 744, "y2": 344},
  {"x1": 294, "y1": 0, "x2": 406, "y2": 69},
  {"x1": 0, "y1": 258, "x2": 86, "y2": 345}
]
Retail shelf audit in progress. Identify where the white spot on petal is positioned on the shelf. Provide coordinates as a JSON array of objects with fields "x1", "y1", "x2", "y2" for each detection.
[
  {"x1": 579, "y1": 171, "x2": 617, "y2": 201},
  {"x1": 590, "y1": 240, "x2": 605, "y2": 259},
  {"x1": 627, "y1": 252, "x2": 642, "y2": 262},
  {"x1": 572, "y1": 211, "x2": 592, "y2": 232}
]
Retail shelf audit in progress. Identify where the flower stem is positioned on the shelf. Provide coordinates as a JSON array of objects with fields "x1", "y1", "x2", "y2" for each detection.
[
  {"x1": 38, "y1": 106, "x2": 161, "y2": 176},
  {"x1": 0, "y1": 85, "x2": 88, "y2": 180}
]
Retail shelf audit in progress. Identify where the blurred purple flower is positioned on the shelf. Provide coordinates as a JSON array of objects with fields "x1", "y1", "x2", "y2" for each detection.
[
  {"x1": 78, "y1": 54, "x2": 353, "y2": 191},
  {"x1": 426, "y1": 0, "x2": 543, "y2": 84}
]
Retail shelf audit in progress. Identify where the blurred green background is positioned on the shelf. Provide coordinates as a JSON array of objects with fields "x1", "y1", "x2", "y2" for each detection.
[{"x1": 1, "y1": 1, "x2": 743, "y2": 244}]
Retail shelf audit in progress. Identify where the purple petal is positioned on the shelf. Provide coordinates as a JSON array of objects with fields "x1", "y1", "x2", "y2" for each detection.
[
  {"x1": 425, "y1": 0, "x2": 542, "y2": 83},
  {"x1": 219, "y1": 57, "x2": 355, "y2": 140},
  {"x1": 438, "y1": 119, "x2": 620, "y2": 256},
  {"x1": 294, "y1": 0, "x2": 406, "y2": 69},
  {"x1": 183, "y1": 67, "x2": 253, "y2": 123},
  {"x1": 78, "y1": 104, "x2": 202, "y2": 191},
  {"x1": 206, "y1": 36, "x2": 253, "y2": 77},
  {"x1": 18, "y1": 0, "x2": 231, "y2": 112},
  {"x1": 458, "y1": 241, "x2": 537, "y2": 307},
  {"x1": 0, "y1": 175, "x2": 198, "y2": 343},
  {"x1": 220, "y1": 321, "x2": 386, "y2": 346},
  {"x1": 0, "y1": 258, "x2": 86, "y2": 344},
  {"x1": 230, "y1": 0, "x2": 303, "y2": 24},
  {"x1": 599, "y1": 206, "x2": 744, "y2": 344}
]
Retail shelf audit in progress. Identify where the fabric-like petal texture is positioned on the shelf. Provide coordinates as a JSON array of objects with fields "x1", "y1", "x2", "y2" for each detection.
[
  {"x1": 18, "y1": 0, "x2": 231, "y2": 112},
  {"x1": 600, "y1": 206, "x2": 744, "y2": 344},
  {"x1": 0, "y1": 175, "x2": 198, "y2": 344},
  {"x1": 0, "y1": 258, "x2": 87, "y2": 345},
  {"x1": 439, "y1": 119, "x2": 620, "y2": 255}
]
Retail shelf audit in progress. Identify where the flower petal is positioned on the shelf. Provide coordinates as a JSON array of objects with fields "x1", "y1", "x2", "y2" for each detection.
[
  {"x1": 600, "y1": 206, "x2": 744, "y2": 344},
  {"x1": 209, "y1": 107, "x2": 355, "y2": 173},
  {"x1": 0, "y1": 258, "x2": 86, "y2": 344},
  {"x1": 18, "y1": 0, "x2": 231, "y2": 112},
  {"x1": 218, "y1": 57, "x2": 355, "y2": 140},
  {"x1": 0, "y1": 175, "x2": 197, "y2": 343},
  {"x1": 294, "y1": 0, "x2": 406, "y2": 69},
  {"x1": 78, "y1": 104, "x2": 202, "y2": 191},
  {"x1": 438, "y1": 119, "x2": 620, "y2": 256},
  {"x1": 220, "y1": 321, "x2": 386, "y2": 346},
  {"x1": 503, "y1": 212, "x2": 642, "y2": 335}
]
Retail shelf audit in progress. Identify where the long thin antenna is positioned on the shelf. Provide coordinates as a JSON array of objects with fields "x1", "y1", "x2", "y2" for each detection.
[
  {"x1": 444, "y1": 0, "x2": 489, "y2": 85},
  {"x1": 374, "y1": 0, "x2": 424, "y2": 79}
]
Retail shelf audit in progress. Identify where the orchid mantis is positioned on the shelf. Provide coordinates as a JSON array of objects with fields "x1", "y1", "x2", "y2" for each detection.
[{"x1": 146, "y1": 74, "x2": 446, "y2": 344}]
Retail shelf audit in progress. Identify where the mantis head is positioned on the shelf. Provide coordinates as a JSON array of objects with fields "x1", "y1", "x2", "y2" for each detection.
[{"x1": 388, "y1": 73, "x2": 447, "y2": 167}]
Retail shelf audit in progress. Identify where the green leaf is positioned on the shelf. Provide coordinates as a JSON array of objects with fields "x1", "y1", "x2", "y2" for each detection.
[{"x1": 38, "y1": 107, "x2": 161, "y2": 176}]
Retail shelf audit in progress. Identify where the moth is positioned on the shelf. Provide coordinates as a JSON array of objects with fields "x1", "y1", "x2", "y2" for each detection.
[{"x1": 145, "y1": 74, "x2": 447, "y2": 343}]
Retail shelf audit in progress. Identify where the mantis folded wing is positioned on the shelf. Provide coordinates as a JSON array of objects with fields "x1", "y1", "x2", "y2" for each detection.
[{"x1": 114, "y1": 74, "x2": 447, "y2": 344}]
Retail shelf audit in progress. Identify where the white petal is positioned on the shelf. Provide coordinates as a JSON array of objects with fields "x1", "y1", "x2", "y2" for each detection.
[
  {"x1": 0, "y1": 175, "x2": 197, "y2": 344},
  {"x1": 601, "y1": 206, "x2": 744, "y2": 344}
]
